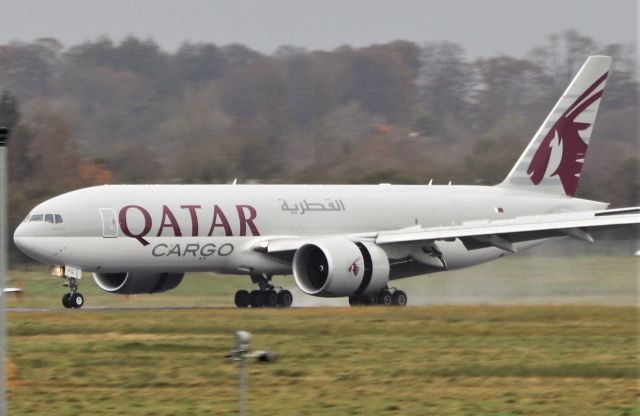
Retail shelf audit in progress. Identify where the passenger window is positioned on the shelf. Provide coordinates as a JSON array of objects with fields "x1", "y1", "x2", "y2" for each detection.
[
  {"x1": 44, "y1": 214, "x2": 54, "y2": 223},
  {"x1": 30, "y1": 214, "x2": 44, "y2": 222},
  {"x1": 54, "y1": 214, "x2": 63, "y2": 224}
]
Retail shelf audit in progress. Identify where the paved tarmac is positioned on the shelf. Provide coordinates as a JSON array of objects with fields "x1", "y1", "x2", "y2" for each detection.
[{"x1": 6, "y1": 306, "x2": 242, "y2": 312}]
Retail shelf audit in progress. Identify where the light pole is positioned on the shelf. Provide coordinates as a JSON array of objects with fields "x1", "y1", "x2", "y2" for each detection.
[
  {"x1": 227, "y1": 331, "x2": 273, "y2": 416},
  {"x1": 0, "y1": 126, "x2": 10, "y2": 416}
]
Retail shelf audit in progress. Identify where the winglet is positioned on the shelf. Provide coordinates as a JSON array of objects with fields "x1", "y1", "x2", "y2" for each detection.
[{"x1": 500, "y1": 55, "x2": 611, "y2": 197}]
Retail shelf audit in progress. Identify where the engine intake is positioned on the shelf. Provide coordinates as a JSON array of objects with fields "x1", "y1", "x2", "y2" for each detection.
[
  {"x1": 92, "y1": 272, "x2": 184, "y2": 294},
  {"x1": 293, "y1": 238, "x2": 389, "y2": 297}
]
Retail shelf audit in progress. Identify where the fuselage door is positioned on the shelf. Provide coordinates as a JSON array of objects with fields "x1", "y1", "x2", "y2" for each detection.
[{"x1": 99, "y1": 208, "x2": 118, "y2": 238}]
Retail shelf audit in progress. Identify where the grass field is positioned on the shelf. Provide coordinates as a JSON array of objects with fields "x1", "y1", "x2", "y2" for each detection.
[
  {"x1": 7, "y1": 306, "x2": 639, "y2": 415},
  {"x1": 4, "y1": 253, "x2": 639, "y2": 415}
]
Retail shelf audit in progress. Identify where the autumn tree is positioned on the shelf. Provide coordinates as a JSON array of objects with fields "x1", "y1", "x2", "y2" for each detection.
[{"x1": 417, "y1": 41, "x2": 471, "y2": 119}]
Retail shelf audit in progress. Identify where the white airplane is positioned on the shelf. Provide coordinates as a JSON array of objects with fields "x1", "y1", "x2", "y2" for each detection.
[
  {"x1": 2, "y1": 288, "x2": 23, "y2": 296},
  {"x1": 2, "y1": 278, "x2": 24, "y2": 297},
  {"x1": 12, "y1": 56, "x2": 640, "y2": 309}
]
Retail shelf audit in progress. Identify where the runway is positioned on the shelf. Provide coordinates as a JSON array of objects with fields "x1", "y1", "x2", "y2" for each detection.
[{"x1": 6, "y1": 306, "x2": 240, "y2": 313}]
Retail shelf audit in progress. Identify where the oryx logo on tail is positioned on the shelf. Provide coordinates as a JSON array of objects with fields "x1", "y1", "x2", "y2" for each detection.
[
  {"x1": 500, "y1": 56, "x2": 611, "y2": 197},
  {"x1": 527, "y1": 72, "x2": 608, "y2": 197}
]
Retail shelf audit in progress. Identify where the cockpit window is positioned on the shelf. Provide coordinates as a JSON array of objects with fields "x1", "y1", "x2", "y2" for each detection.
[{"x1": 28, "y1": 213, "x2": 63, "y2": 223}]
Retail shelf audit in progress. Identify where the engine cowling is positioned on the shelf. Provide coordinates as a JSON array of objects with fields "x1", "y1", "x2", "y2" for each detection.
[
  {"x1": 293, "y1": 238, "x2": 389, "y2": 297},
  {"x1": 92, "y1": 272, "x2": 184, "y2": 294}
]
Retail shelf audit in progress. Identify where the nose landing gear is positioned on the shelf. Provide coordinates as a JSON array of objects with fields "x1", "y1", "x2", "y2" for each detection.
[
  {"x1": 234, "y1": 273, "x2": 293, "y2": 308},
  {"x1": 50, "y1": 265, "x2": 84, "y2": 309},
  {"x1": 62, "y1": 277, "x2": 84, "y2": 309}
]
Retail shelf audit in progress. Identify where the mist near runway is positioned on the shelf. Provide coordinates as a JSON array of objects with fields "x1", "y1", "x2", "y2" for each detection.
[{"x1": 278, "y1": 239, "x2": 638, "y2": 307}]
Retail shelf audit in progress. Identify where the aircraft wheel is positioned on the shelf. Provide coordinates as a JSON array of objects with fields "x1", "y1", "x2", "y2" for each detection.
[
  {"x1": 62, "y1": 293, "x2": 72, "y2": 308},
  {"x1": 380, "y1": 291, "x2": 393, "y2": 306},
  {"x1": 234, "y1": 290, "x2": 250, "y2": 308},
  {"x1": 250, "y1": 290, "x2": 265, "y2": 308},
  {"x1": 265, "y1": 290, "x2": 279, "y2": 307},
  {"x1": 348, "y1": 295, "x2": 363, "y2": 306},
  {"x1": 277, "y1": 290, "x2": 293, "y2": 307},
  {"x1": 392, "y1": 290, "x2": 407, "y2": 307},
  {"x1": 71, "y1": 293, "x2": 84, "y2": 309},
  {"x1": 364, "y1": 294, "x2": 378, "y2": 306}
]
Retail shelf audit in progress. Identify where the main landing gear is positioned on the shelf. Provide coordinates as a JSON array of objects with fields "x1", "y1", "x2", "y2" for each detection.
[
  {"x1": 234, "y1": 273, "x2": 293, "y2": 308},
  {"x1": 62, "y1": 277, "x2": 84, "y2": 309},
  {"x1": 348, "y1": 287, "x2": 407, "y2": 307}
]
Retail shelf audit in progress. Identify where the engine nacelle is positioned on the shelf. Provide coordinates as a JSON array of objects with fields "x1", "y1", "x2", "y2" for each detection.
[
  {"x1": 92, "y1": 272, "x2": 184, "y2": 294},
  {"x1": 293, "y1": 238, "x2": 389, "y2": 297}
]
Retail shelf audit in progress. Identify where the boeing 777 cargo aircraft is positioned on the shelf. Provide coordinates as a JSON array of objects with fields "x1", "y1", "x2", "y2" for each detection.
[{"x1": 13, "y1": 56, "x2": 640, "y2": 309}]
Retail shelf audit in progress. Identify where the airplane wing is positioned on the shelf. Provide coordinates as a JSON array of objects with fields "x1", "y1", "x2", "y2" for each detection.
[
  {"x1": 374, "y1": 207, "x2": 639, "y2": 252},
  {"x1": 256, "y1": 207, "x2": 640, "y2": 255}
]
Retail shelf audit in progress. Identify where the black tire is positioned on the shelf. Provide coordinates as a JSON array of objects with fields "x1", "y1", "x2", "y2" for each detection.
[
  {"x1": 71, "y1": 293, "x2": 84, "y2": 309},
  {"x1": 392, "y1": 290, "x2": 407, "y2": 307},
  {"x1": 380, "y1": 291, "x2": 393, "y2": 306},
  {"x1": 250, "y1": 290, "x2": 265, "y2": 308},
  {"x1": 348, "y1": 295, "x2": 363, "y2": 306},
  {"x1": 234, "y1": 290, "x2": 250, "y2": 308},
  {"x1": 265, "y1": 290, "x2": 279, "y2": 307},
  {"x1": 62, "y1": 293, "x2": 72, "y2": 308},
  {"x1": 277, "y1": 290, "x2": 293, "y2": 307},
  {"x1": 364, "y1": 294, "x2": 378, "y2": 306}
]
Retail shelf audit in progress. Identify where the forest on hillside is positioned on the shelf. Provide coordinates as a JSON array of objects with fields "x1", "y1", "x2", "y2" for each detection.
[{"x1": 0, "y1": 30, "x2": 637, "y2": 261}]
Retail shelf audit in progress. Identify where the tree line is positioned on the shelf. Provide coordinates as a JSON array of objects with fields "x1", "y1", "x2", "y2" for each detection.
[{"x1": 0, "y1": 31, "x2": 637, "y2": 262}]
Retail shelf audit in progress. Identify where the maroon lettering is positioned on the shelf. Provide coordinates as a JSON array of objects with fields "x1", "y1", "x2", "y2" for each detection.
[
  {"x1": 157, "y1": 205, "x2": 182, "y2": 237},
  {"x1": 181, "y1": 205, "x2": 201, "y2": 236},
  {"x1": 236, "y1": 205, "x2": 260, "y2": 236},
  {"x1": 119, "y1": 205, "x2": 152, "y2": 246},
  {"x1": 208, "y1": 205, "x2": 233, "y2": 236}
]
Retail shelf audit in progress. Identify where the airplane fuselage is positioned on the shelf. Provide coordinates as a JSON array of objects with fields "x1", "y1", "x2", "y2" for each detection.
[{"x1": 13, "y1": 184, "x2": 606, "y2": 276}]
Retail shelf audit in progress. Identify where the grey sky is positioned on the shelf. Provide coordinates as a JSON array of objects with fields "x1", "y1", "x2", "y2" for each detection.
[{"x1": 1, "y1": 0, "x2": 637, "y2": 57}]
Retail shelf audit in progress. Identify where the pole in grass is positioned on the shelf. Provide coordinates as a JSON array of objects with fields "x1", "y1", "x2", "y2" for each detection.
[
  {"x1": 227, "y1": 331, "x2": 273, "y2": 416},
  {"x1": 0, "y1": 126, "x2": 10, "y2": 416}
]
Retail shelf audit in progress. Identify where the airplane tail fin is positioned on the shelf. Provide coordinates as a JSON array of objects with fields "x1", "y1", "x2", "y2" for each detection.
[{"x1": 499, "y1": 55, "x2": 611, "y2": 197}]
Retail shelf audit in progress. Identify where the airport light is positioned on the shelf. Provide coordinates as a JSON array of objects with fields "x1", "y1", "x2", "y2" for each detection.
[
  {"x1": 227, "y1": 331, "x2": 273, "y2": 416},
  {"x1": 0, "y1": 126, "x2": 10, "y2": 416}
]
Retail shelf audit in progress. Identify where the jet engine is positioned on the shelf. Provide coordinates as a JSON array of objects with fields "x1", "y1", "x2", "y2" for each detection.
[
  {"x1": 92, "y1": 272, "x2": 184, "y2": 294},
  {"x1": 292, "y1": 238, "x2": 389, "y2": 297}
]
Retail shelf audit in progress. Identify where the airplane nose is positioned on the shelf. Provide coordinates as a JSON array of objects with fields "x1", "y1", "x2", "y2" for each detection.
[
  {"x1": 13, "y1": 222, "x2": 25, "y2": 238},
  {"x1": 13, "y1": 224, "x2": 37, "y2": 256}
]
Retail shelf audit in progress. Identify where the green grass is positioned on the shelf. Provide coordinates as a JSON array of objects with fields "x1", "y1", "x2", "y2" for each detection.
[
  {"x1": 6, "y1": 306, "x2": 639, "y2": 415},
  {"x1": 4, "y1": 254, "x2": 639, "y2": 415}
]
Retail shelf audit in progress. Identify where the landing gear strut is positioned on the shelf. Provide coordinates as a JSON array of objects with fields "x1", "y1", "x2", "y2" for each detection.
[
  {"x1": 62, "y1": 277, "x2": 84, "y2": 309},
  {"x1": 349, "y1": 287, "x2": 407, "y2": 307},
  {"x1": 234, "y1": 273, "x2": 293, "y2": 308}
]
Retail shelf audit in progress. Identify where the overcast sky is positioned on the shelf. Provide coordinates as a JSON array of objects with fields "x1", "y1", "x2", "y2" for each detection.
[{"x1": 1, "y1": 0, "x2": 637, "y2": 57}]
